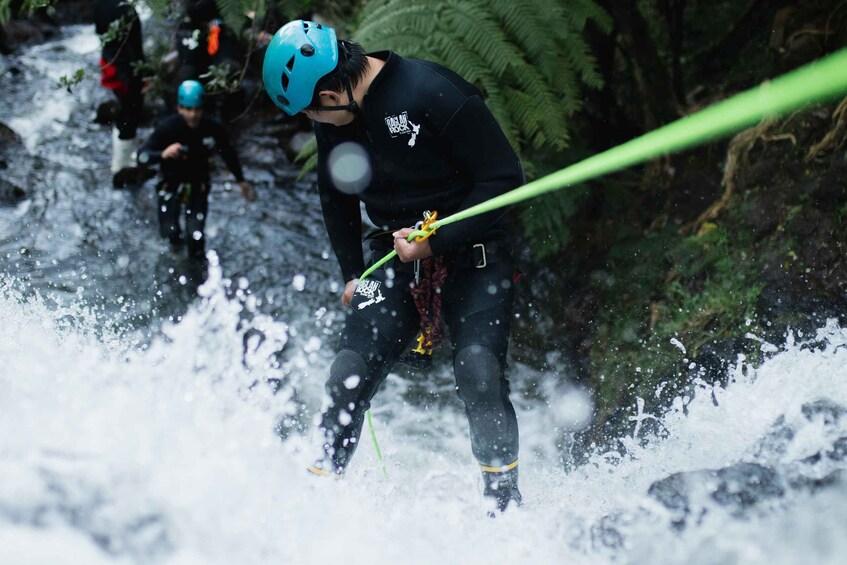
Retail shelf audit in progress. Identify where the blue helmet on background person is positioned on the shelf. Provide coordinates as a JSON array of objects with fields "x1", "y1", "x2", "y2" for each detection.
[
  {"x1": 177, "y1": 80, "x2": 204, "y2": 108},
  {"x1": 262, "y1": 20, "x2": 338, "y2": 115}
]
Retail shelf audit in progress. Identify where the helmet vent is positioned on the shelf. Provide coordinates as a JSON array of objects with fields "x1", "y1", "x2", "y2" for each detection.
[
  {"x1": 286, "y1": 55, "x2": 295, "y2": 71},
  {"x1": 281, "y1": 73, "x2": 290, "y2": 91},
  {"x1": 277, "y1": 94, "x2": 290, "y2": 107}
]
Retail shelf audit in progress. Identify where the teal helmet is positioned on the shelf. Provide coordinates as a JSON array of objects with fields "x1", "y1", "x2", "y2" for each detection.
[
  {"x1": 263, "y1": 20, "x2": 338, "y2": 115},
  {"x1": 178, "y1": 80, "x2": 204, "y2": 108}
]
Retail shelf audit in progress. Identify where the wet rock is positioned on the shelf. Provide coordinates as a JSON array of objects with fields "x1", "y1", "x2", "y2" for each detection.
[
  {"x1": 0, "y1": 121, "x2": 29, "y2": 199},
  {"x1": 0, "y1": 178, "x2": 27, "y2": 205},
  {"x1": 802, "y1": 398, "x2": 847, "y2": 423},
  {"x1": 710, "y1": 463, "x2": 784, "y2": 512},
  {"x1": 789, "y1": 469, "x2": 847, "y2": 492},
  {"x1": 693, "y1": 336, "x2": 748, "y2": 377},
  {"x1": 590, "y1": 512, "x2": 626, "y2": 550},
  {"x1": 0, "y1": 121, "x2": 22, "y2": 147},
  {"x1": 811, "y1": 168, "x2": 846, "y2": 209},
  {"x1": 750, "y1": 399, "x2": 847, "y2": 490},
  {"x1": 647, "y1": 472, "x2": 689, "y2": 529},
  {"x1": 587, "y1": 507, "x2": 654, "y2": 553},
  {"x1": 0, "y1": 18, "x2": 57, "y2": 53},
  {"x1": 750, "y1": 414, "x2": 794, "y2": 462},
  {"x1": 827, "y1": 437, "x2": 847, "y2": 462},
  {"x1": 648, "y1": 462, "x2": 784, "y2": 529},
  {"x1": 741, "y1": 191, "x2": 782, "y2": 238}
]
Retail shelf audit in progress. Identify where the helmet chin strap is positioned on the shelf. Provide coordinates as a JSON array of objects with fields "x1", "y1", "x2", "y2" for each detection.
[{"x1": 308, "y1": 79, "x2": 360, "y2": 114}]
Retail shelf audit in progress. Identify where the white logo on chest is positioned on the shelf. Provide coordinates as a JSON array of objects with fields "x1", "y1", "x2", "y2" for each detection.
[{"x1": 384, "y1": 111, "x2": 420, "y2": 147}]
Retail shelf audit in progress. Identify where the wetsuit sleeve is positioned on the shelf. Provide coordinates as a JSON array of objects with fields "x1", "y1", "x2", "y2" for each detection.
[
  {"x1": 213, "y1": 124, "x2": 245, "y2": 182},
  {"x1": 138, "y1": 121, "x2": 170, "y2": 166},
  {"x1": 428, "y1": 95, "x2": 524, "y2": 256},
  {"x1": 316, "y1": 129, "x2": 365, "y2": 282}
]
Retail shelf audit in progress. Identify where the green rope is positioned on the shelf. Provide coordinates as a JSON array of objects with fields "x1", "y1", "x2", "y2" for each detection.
[
  {"x1": 360, "y1": 47, "x2": 847, "y2": 471},
  {"x1": 429, "y1": 48, "x2": 847, "y2": 232},
  {"x1": 367, "y1": 410, "x2": 389, "y2": 478}
]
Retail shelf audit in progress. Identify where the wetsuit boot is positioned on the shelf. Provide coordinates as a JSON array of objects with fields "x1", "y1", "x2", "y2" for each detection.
[{"x1": 483, "y1": 466, "x2": 522, "y2": 514}]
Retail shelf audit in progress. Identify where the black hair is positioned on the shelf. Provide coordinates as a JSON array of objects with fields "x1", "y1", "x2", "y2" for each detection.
[{"x1": 309, "y1": 40, "x2": 368, "y2": 107}]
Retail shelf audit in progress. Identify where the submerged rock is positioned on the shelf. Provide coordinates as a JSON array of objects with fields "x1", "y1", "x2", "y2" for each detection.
[
  {"x1": 0, "y1": 178, "x2": 26, "y2": 205},
  {"x1": 752, "y1": 398, "x2": 847, "y2": 465},
  {"x1": 648, "y1": 462, "x2": 784, "y2": 529},
  {"x1": 0, "y1": 122, "x2": 28, "y2": 204}
]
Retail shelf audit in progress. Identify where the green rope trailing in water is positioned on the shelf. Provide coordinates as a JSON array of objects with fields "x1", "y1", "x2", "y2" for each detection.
[
  {"x1": 367, "y1": 410, "x2": 389, "y2": 479},
  {"x1": 361, "y1": 47, "x2": 847, "y2": 471}
]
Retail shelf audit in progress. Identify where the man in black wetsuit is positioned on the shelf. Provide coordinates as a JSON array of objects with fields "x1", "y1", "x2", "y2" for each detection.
[
  {"x1": 139, "y1": 80, "x2": 255, "y2": 261},
  {"x1": 263, "y1": 20, "x2": 525, "y2": 513},
  {"x1": 92, "y1": 0, "x2": 145, "y2": 184}
]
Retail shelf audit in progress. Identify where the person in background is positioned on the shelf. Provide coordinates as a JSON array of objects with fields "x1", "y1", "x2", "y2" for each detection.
[
  {"x1": 262, "y1": 20, "x2": 525, "y2": 514},
  {"x1": 92, "y1": 0, "x2": 145, "y2": 185},
  {"x1": 175, "y1": 0, "x2": 245, "y2": 121},
  {"x1": 138, "y1": 80, "x2": 255, "y2": 263}
]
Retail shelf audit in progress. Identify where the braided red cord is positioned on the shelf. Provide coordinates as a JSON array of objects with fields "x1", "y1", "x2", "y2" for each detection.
[{"x1": 410, "y1": 256, "x2": 448, "y2": 350}]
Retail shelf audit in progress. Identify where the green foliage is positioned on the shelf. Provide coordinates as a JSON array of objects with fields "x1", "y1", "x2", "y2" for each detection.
[
  {"x1": 21, "y1": 0, "x2": 53, "y2": 16},
  {"x1": 0, "y1": 0, "x2": 55, "y2": 24},
  {"x1": 352, "y1": 0, "x2": 611, "y2": 156},
  {"x1": 201, "y1": 63, "x2": 242, "y2": 94},
  {"x1": 214, "y1": 0, "x2": 260, "y2": 34},
  {"x1": 588, "y1": 224, "x2": 765, "y2": 435},
  {"x1": 294, "y1": 136, "x2": 318, "y2": 180},
  {"x1": 57, "y1": 68, "x2": 87, "y2": 93},
  {"x1": 213, "y1": 0, "x2": 366, "y2": 36},
  {"x1": 130, "y1": 38, "x2": 173, "y2": 102},
  {"x1": 0, "y1": 0, "x2": 10, "y2": 24},
  {"x1": 144, "y1": 0, "x2": 180, "y2": 19},
  {"x1": 99, "y1": 8, "x2": 139, "y2": 53},
  {"x1": 518, "y1": 186, "x2": 590, "y2": 259}
]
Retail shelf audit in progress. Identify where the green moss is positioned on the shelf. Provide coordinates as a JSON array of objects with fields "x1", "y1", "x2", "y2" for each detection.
[{"x1": 587, "y1": 224, "x2": 765, "y2": 432}]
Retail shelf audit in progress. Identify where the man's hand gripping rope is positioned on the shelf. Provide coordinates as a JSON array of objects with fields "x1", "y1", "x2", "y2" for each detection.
[{"x1": 343, "y1": 211, "x2": 439, "y2": 307}]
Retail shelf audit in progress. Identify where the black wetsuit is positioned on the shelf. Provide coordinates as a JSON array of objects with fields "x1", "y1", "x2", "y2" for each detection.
[
  {"x1": 313, "y1": 51, "x2": 525, "y2": 478},
  {"x1": 139, "y1": 114, "x2": 245, "y2": 258},
  {"x1": 93, "y1": 0, "x2": 144, "y2": 139}
]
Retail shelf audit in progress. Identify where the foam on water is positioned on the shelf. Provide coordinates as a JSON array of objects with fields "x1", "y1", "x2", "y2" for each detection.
[{"x1": 2, "y1": 264, "x2": 847, "y2": 564}]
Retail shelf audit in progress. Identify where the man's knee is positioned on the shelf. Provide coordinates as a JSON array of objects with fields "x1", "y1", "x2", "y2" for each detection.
[
  {"x1": 453, "y1": 345, "x2": 505, "y2": 405},
  {"x1": 326, "y1": 348, "x2": 369, "y2": 397}
]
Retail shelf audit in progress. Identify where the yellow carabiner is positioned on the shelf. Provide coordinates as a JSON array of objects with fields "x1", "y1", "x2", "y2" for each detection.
[{"x1": 414, "y1": 210, "x2": 438, "y2": 242}]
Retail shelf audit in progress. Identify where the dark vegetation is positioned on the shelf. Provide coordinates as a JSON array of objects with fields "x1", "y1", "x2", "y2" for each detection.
[{"x1": 2, "y1": 0, "x2": 846, "y2": 456}]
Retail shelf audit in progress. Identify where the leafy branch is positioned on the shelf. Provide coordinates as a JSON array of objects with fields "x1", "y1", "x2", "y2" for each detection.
[{"x1": 57, "y1": 68, "x2": 87, "y2": 93}]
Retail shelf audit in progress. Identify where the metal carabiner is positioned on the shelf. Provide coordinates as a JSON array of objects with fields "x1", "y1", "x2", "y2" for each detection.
[{"x1": 414, "y1": 210, "x2": 438, "y2": 242}]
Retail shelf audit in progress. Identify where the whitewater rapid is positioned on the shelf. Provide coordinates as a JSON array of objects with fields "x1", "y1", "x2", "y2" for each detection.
[{"x1": 2, "y1": 267, "x2": 847, "y2": 564}]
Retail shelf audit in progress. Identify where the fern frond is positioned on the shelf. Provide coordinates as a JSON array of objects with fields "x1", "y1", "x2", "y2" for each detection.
[
  {"x1": 568, "y1": 0, "x2": 613, "y2": 33},
  {"x1": 214, "y1": 0, "x2": 247, "y2": 33},
  {"x1": 294, "y1": 136, "x2": 318, "y2": 179}
]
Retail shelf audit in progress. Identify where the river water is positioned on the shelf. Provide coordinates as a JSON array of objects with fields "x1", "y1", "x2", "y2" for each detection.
[{"x1": 2, "y1": 24, "x2": 847, "y2": 565}]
